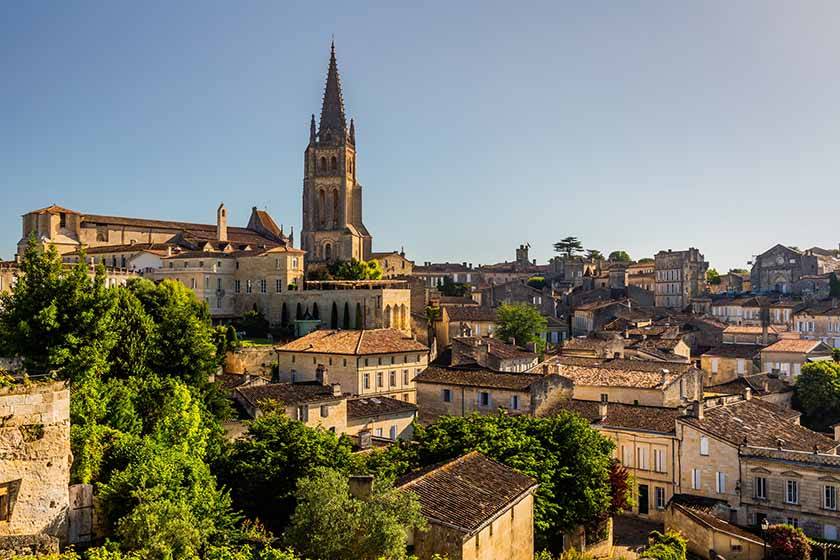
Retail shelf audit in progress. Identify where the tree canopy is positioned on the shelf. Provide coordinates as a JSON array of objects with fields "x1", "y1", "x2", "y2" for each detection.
[
  {"x1": 706, "y1": 268, "x2": 721, "y2": 285},
  {"x1": 553, "y1": 237, "x2": 583, "y2": 258},
  {"x1": 329, "y1": 258, "x2": 384, "y2": 281},
  {"x1": 795, "y1": 361, "x2": 840, "y2": 431},
  {"x1": 495, "y1": 303, "x2": 547, "y2": 348},
  {"x1": 766, "y1": 524, "x2": 811, "y2": 560},
  {"x1": 439, "y1": 276, "x2": 470, "y2": 297},
  {"x1": 608, "y1": 250, "x2": 632, "y2": 263}
]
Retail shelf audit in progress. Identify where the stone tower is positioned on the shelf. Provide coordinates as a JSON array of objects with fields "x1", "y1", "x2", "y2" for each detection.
[{"x1": 301, "y1": 42, "x2": 372, "y2": 268}]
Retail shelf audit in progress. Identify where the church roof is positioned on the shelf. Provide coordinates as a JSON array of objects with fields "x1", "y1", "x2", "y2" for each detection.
[{"x1": 318, "y1": 41, "x2": 347, "y2": 137}]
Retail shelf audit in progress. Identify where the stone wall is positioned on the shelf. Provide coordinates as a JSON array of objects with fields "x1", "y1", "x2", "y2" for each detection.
[
  {"x1": 224, "y1": 347, "x2": 277, "y2": 376},
  {"x1": 0, "y1": 381, "x2": 71, "y2": 543},
  {"x1": 0, "y1": 534, "x2": 59, "y2": 559}
]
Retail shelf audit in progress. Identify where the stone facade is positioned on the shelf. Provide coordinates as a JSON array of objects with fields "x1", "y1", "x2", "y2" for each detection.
[
  {"x1": 654, "y1": 248, "x2": 708, "y2": 309},
  {"x1": 794, "y1": 302, "x2": 840, "y2": 347},
  {"x1": 0, "y1": 381, "x2": 71, "y2": 543},
  {"x1": 371, "y1": 251, "x2": 414, "y2": 278},
  {"x1": 750, "y1": 244, "x2": 840, "y2": 295}
]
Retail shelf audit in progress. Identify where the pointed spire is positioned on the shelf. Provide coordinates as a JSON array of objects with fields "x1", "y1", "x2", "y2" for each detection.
[
  {"x1": 309, "y1": 114, "x2": 316, "y2": 144},
  {"x1": 318, "y1": 40, "x2": 347, "y2": 138},
  {"x1": 349, "y1": 118, "x2": 355, "y2": 144}
]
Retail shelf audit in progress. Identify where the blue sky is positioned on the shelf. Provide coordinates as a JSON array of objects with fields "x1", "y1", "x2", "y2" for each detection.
[{"x1": 2, "y1": 1, "x2": 840, "y2": 271}]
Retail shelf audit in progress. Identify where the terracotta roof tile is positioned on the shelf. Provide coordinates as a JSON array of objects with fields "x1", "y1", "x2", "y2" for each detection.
[
  {"x1": 414, "y1": 365, "x2": 544, "y2": 391},
  {"x1": 536, "y1": 356, "x2": 697, "y2": 389},
  {"x1": 445, "y1": 306, "x2": 498, "y2": 323},
  {"x1": 347, "y1": 396, "x2": 417, "y2": 419},
  {"x1": 277, "y1": 329, "x2": 428, "y2": 355},
  {"x1": 702, "y1": 345, "x2": 764, "y2": 359},
  {"x1": 538, "y1": 399, "x2": 681, "y2": 433},
  {"x1": 761, "y1": 339, "x2": 829, "y2": 353},
  {"x1": 235, "y1": 382, "x2": 344, "y2": 408}
]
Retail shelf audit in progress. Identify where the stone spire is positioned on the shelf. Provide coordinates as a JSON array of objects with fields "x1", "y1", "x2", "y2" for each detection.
[
  {"x1": 349, "y1": 118, "x2": 355, "y2": 145},
  {"x1": 318, "y1": 40, "x2": 347, "y2": 138},
  {"x1": 309, "y1": 114, "x2": 316, "y2": 144}
]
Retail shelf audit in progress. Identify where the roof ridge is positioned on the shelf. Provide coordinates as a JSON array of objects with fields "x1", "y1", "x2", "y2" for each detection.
[{"x1": 354, "y1": 330, "x2": 364, "y2": 355}]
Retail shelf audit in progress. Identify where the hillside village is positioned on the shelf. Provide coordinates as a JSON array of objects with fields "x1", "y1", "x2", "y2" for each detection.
[{"x1": 3, "y1": 43, "x2": 840, "y2": 560}]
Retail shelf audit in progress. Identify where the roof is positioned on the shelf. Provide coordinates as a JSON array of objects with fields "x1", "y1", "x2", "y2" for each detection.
[
  {"x1": 277, "y1": 329, "x2": 428, "y2": 355},
  {"x1": 538, "y1": 356, "x2": 698, "y2": 389},
  {"x1": 702, "y1": 344, "x2": 764, "y2": 359},
  {"x1": 413, "y1": 262, "x2": 472, "y2": 273},
  {"x1": 453, "y1": 337, "x2": 537, "y2": 361},
  {"x1": 437, "y1": 296, "x2": 478, "y2": 306},
  {"x1": 445, "y1": 306, "x2": 498, "y2": 323},
  {"x1": 397, "y1": 451, "x2": 538, "y2": 534},
  {"x1": 414, "y1": 365, "x2": 545, "y2": 391},
  {"x1": 562, "y1": 334, "x2": 621, "y2": 352},
  {"x1": 706, "y1": 374, "x2": 793, "y2": 397},
  {"x1": 680, "y1": 398, "x2": 838, "y2": 453},
  {"x1": 723, "y1": 325, "x2": 786, "y2": 335},
  {"x1": 670, "y1": 501, "x2": 763, "y2": 545},
  {"x1": 347, "y1": 396, "x2": 417, "y2": 419},
  {"x1": 575, "y1": 299, "x2": 627, "y2": 312},
  {"x1": 318, "y1": 41, "x2": 347, "y2": 134},
  {"x1": 65, "y1": 242, "x2": 178, "y2": 256},
  {"x1": 538, "y1": 399, "x2": 681, "y2": 433},
  {"x1": 235, "y1": 382, "x2": 344, "y2": 409},
  {"x1": 761, "y1": 339, "x2": 829, "y2": 354},
  {"x1": 27, "y1": 204, "x2": 80, "y2": 215}
]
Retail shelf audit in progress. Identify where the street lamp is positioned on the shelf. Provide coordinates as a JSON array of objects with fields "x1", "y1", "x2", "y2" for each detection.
[{"x1": 761, "y1": 518, "x2": 770, "y2": 556}]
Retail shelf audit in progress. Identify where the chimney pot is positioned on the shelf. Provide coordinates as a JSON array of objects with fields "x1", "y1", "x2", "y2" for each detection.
[
  {"x1": 833, "y1": 423, "x2": 840, "y2": 443},
  {"x1": 744, "y1": 387, "x2": 752, "y2": 401},
  {"x1": 332, "y1": 383, "x2": 342, "y2": 396}
]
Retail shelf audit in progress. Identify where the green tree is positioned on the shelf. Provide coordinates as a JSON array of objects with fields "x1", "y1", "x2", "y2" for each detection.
[
  {"x1": 585, "y1": 249, "x2": 603, "y2": 261},
  {"x1": 637, "y1": 257, "x2": 654, "y2": 264},
  {"x1": 0, "y1": 239, "x2": 116, "y2": 381},
  {"x1": 108, "y1": 287, "x2": 155, "y2": 377},
  {"x1": 284, "y1": 468, "x2": 425, "y2": 560},
  {"x1": 329, "y1": 259, "x2": 383, "y2": 281},
  {"x1": 795, "y1": 361, "x2": 840, "y2": 431},
  {"x1": 236, "y1": 308, "x2": 270, "y2": 339},
  {"x1": 608, "y1": 251, "x2": 632, "y2": 263},
  {"x1": 766, "y1": 524, "x2": 811, "y2": 560},
  {"x1": 439, "y1": 276, "x2": 469, "y2": 297},
  {"x1": 217, "y1": 411, "x2": 356, "y2": 534},
  {"x1": 706, "y1": 268, "x2": 721, "y2": 285},
  {"x1": 639, "y1": 530, "x2": 687, "y2": 559},
  {"x1": 553, "y1": 237, "x2": 583, "y2": 258},
  {"x1": 831, "y1": 272, "x2": 840, "y2": 298},
  {"x1": 527, "y1": 276, "x2": 546, "y2": 290},
  {"x1": 406, "y1": 411, "x2": 614, "y2": 550},
  {"x1": 495, "y1": 303, "x2": 547, "y2": 348},
  {"x1": 729, "y1": 268, "x2": 749, "y2": 275}
]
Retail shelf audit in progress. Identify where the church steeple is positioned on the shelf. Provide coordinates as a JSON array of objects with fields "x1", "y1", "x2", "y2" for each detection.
[{"x1": 318, "y1": 40, "x2": 347, "y2": 139}]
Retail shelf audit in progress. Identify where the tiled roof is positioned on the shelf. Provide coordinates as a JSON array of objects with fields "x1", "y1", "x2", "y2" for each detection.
[
  {"x1": 722, "y1": 325, "x2": 786, "y2": 335},
  {"x1": 562, "y1": 335, "x2": 620, "y2": 351},
  {"x1": 575, "y1": 299, "x2": 626, "y2": 312},
  {"x1": 414, "y1": 365, "x2": 544, "y2": 391},
  {"x1": 413, "y1": 262, "x2": 472, "y2": 273},
  {"x1": 538, "y1": 399, "x2": 681, "y2": 433},
  {"x1": 445, "y1": 306, "x2": 498, "y2": 323},
  {"x1": 706, "y1": 374, "x2": 793, "y2": 397},
  {"x1": 761, "y1": 339, "x2": 828, "y2": 353},
  {"x1": 27, "y1": 204, "x2": 80, "y2": 215},
  {"x1": 453, "y1": 337, "x2": 537, "y2": 360},
  {"x1": 437, "y1": 296, "x2": 478, "y2": 306},
  {"x1": 537, "y1": 356, "x2": 697, "y2": 389},
  {"x1": 277, "y1": 329, "x2": 428, "y2": 355},
  {"x1": 235, "y1": 382, "x2": 344, "y2": 408},
  {"x1": 702, "y1": 345, "x2": 764, "y2": 359},
  {"x1": 797, "y1": 303, "x2": 840, "y2": 317},
  {"x1": 347, "y1": 396, "x2": 417, "y2": 419},
  {"x1": 670, "y1": 501, "x2": 763, "y2": 544},
  {"x1": 66, "y1": 242, "x2": 178, "y2": 256},
  {"x1": 397, "y1": 451, "x2": 538, "y2": 534},
  {"x1": 680, "y1": 398, "x2": 838, "y2": 453}
]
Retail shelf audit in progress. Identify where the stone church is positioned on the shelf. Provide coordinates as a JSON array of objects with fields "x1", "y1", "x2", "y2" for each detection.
[{"x1": 301, "y1": 42, "x2": 372, "y2": 267}]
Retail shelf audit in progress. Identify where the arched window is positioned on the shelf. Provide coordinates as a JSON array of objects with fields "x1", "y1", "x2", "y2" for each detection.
[
  {"x1": 320, "y1": 157, "x2": 327, "y2": 171},
  {"x1": 332, "y1": 190, "x2": 339, "y2": 227},
  {"x1": 331, "y1": 156, "x2": 337, "y2": 171},
  {"x1": 318, "y1": 190, "x2": 326, "y2": 226},
  {"x1": 325, "y1": 243, "x2": 332, "y2": 261}
]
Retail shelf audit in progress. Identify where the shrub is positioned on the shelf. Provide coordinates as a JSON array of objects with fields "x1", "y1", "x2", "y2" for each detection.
[
  {"x1": 766, "y1": 524, "x2": 811, "y2": 560},
  {"x1": 640, "y1": 530, "x2": 687, "y2": 560}
]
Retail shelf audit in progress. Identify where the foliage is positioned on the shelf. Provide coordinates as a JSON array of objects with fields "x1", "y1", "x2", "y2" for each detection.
[
  {"x1": 527, "y1": 276, "x2": 546, "y2": 290},
  {"x1": 0, "y1": 239, "x2": 116, "y2": 380},
  {"x1": 831, "y1": 273, "x2": 840, "y2": 298},
  {"x1": 553, "y1": 236, "x2": 584, "y2": 258},
  {"x1": 217, "y1": 412, "x2": 357, "y2": 534},
  {"x1": 495, "y1": 303, "x2": 548, "y2": 348},
  {"x1": 729, "y1": 268, "x2": 749, "y2": 274},
  {"x1": 637, "y1": 257, "x2": 654, "y2": 264},
  {"x1": 236, "y1": 309, "x2": 270, "y2": 339},
  {"x1": 640, "y1": 530, "x2": 687, "y2": 560},
  {"x1": 608, "y1": 460, "x2": 634, "y2": 514},
  {"x1": 439, "y1": 276, "x2": 470, "y2": 297},
  {"x1": 585, "y1": 249, "x2": 603, "y2": 261},
  {"x1": 328, "y1": 258, "x2": 383, "y2": 281},
  {"x1": 608, "y1": 250, "x2": 632, "y2": 263},
  {"x1": 706, "y1": 268, "x2": 721, "y2": 285},
  {"x1": 284, "y1": 467, "x2": 425, "y2": 560},
  {"x1": 405, "y1": 411, "x2": 614, "y2": 550},
  {"x1": 766, "y1": 524, "x2": 811, "y2": 560},
  {"x1": 795, "y1": 361, "x2": 840, "y2": 431},
  {"x1": 834, "y1": 347, "x2": 840, "y2": 363}
]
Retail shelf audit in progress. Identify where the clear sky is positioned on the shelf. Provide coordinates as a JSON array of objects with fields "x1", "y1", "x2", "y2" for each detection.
[{"x1": 2, "y1": 1, "x2": 840, "y2": 271}]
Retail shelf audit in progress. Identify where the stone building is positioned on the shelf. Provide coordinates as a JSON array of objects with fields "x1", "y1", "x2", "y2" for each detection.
[
  {"x1": 626, "y1": 261, "x2": 655, "y2": 293},
  {"x1": 654, "y1": 248, "x2": 708, "y2": 309},
  {"x1": 274, "y1": 329, "x2": 429, "y2": 403},
  {"x1": 346, "y1": 396, "x2": 417, "y2": 441},
  {"x1": 398, "y1": 451, "x2": 538, "y2": 560},
  {"x1": 699, "y1": 345, "x2": 763, "y2": 386},
  {"x1": 371, "y1": 250, "x2": 414, "y2": 278},
  {"x1": 571, "y1": 300, "x2": 630, "y2": 336},
  {"x1": 0, "y1": 380, "x2": 71, "y2": 547},
  {"x1": 412, "y1": 262, "x2": 475, "y2": 289},
  {"x1": 750, "y1": 244, "x2": 840, "y2": 295},
  {"x1": 435, "y1": 306, "x2": 498, "y2": 348},
  {"x1": 759, "y1": 338, "x2": 834, "y2": 380},
  {"x1": 794, "y1": 301, "x2": 840, "y2": 347},
  {"x1": 233, "y1": 381, "x2": 348, "y2": 433},
  {"x1": 450, "y1": 337, "x2": 538, "y2": 373},
  {"x1": 665, "y1": 497, "x2": 764, "y2": 560},
  {"x1": 301, "y1": 42, "x2": 372, "y2": 267}
]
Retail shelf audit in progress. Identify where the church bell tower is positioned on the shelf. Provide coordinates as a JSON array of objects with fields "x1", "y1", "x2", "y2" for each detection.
[{"x1": 301, "y1": 42, "x2": 372, "y2": 269}]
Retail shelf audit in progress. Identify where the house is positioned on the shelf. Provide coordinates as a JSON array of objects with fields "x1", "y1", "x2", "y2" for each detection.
[
  {"x1": 700, "y1": 345, "x2": 763, "y2": 386},
  {"x1": 624, "y1": 337, "x2": 691, "y2": 363},
  {"x1": 346, "y1": 396, "x2": 417, "y2": 441},
  {"x1": 413, "y1": 262, "x2": 475, "y2": 289},
  {"x1": 435, "y1": 306, "x2": 498, "y2": 347},
  {"x1": 750, "y1": 244, "x2": 840, "y2": 295},
  {"x1": 233, "y1": 381, "x2": 348, "y2": 433},
  {"x1": 654, "y1": 248, "x2": 709, "y2": 309},
  {"x1": 704, "y1": 373, "x2": 794, "y2": 408},
  {"x1": 413, "y1": 364, "x2": 572, "y2": 423},
  {"x1": 709, "y1": 272, "x2": 746, "y2": 295},
  {"x1": 572, "y1": 299, "x2": 629, "y2": 336},
  {"x1": 275, "y1": 329, "x2": 429, "y2": 403},
  {"x1": 721, "y1": 325, "x2": 787, "y2": 346},
  {"x1": 476, "y1": 279, "x2": 547, "y2": 312},
  {"x1": 676, "y1": 394, "x2": 840, "y2": 532},
  {"x1": 794, "y1": 302, "x2": 840, "y2": 347},
  {"x1": 561, "y1": 333, "x2": 625, "y2": 359},
  {"x1": 371, "y1": 250, "x2": 414, "y2": 278},
  {"x1": 759, "y1": 338, "x2": 834, "y2": 380},
  {"x1": 665, "y1": 495, "x2": 764, "y2": 560},
  {"x1": 451, "y1": 337, "x2": 539, "y2": 373},
  {"x1": 398, "y1": 451, "x2": 539, "y2": 560},
  {"x1": 539, "y1": 398, "x2": 682, "y2": 522}
]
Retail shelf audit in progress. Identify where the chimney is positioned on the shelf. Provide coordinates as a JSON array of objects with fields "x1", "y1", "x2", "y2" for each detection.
[
  {"x1": 744, "y1": 387, "x2": 752, "y2": 401},
  {"x1": 598, "y1": 401, "x2": 608, "y2": 421},
  {"x1": 542, "y1": 363, "x2": 549, "y2": 375},
  {"x1": 834, "y1": 423, "x2": 840, "y2": 442},
  {"x1": 316, "y1": 364, "x2": 328, "y2": 386},
  {"x1": 692, "y1": 400, "x2": 704, "y2": 420},
  {"x1": 217, "y1": 203, "x2": 228, "y2": 242},
  {"x1": 349, "y1": 475, "x2": 374, "y2": 498},
  {"x1": 332, "y1": 383, "x2": 342, "y2": 396}
]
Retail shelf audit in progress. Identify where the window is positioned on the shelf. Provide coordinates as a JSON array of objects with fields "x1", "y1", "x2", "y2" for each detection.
[
  {"x1": 442, "y1": 389, "x2": 452, "y2": 402},
  {"x1": 389, "y1": 425, "x2": 397, "y2": 440},
  {"x1": 479, "y1": 392, "x2": 490, "y2": 407},
  {"x1": 786, "y1": 480, "x2": 799, "y2": 504},
  {"x1": 364, "y1": 373, "x2": 370, "y2": 389},
  {"x1": 825, "y1": 525, "x2": 838, "y2": 541},
  {"x1": 296, "y1": 405, "x2": 309, "y2": 422},
  {"x1": 622, "y1": 445, "x2": 632, "y2": 466},
  {"x1": 692, "y1": 469, "x2": 701, "y2": 490},
  {"x1": 653, "y1": 448, "x2": 665, "y2": 473},
  {"x1": 637, "y1": 447, "x2": 649, "y2": 470},
  {"x1": 204, "y1": 276, "x2": 210, "y2": 289},
  {"x1": 787, "y1": 517, "x2": 799, "y2": 529},
  {"x1": 711, "y1": 358, "x2": 719, "y2": 373},
  {"x1": 217, "y1": 278, "x2": 222, "y2": 290},
  {"x1": 716, "y1": 472, "x2": 726, "y2": 494},
  {"x1": 600, "y1": 393, "x2": 608, "y2": 403},
  {"x1": 655, "y1": 487, "x2": 666, "y2": 510},
  {"x1": 377, "y1": 372, "x2": 383, "y2": 388},
  {"x1": 246, "y1": 279, "x2": 253, "y2": 294},
  {"x1": 375, "y1": 428, "x2": 383, "y2": 437},
  {"x1": 700, "y1": 436, "x2": 710, "y2": 456},
  {"x1": 755, "y1": 477, "x2": 767, "y2": 500},
  {"x1": 403, "y1": 370, "x2": 409, "y2": 385},
  {"x1": 276, "y1": 279, "x2": 282, "y2": 293},
  {"x1": 234, "y1": 280, "x2": 241, "y2": 293},
  {"x1": 190, "y1": 278, "x2": 196, "y2": 289},
  {"x1": 737, "y1": 359, "x2": 746, "y2": 375},
  {"x1": 510, "y1": 395, "x2": 519, "y2": 410},
  {"x1": 389, "y1": 371, "x2": 396, "y2": 387},
  {"x1": 259, "y1": 279, "x2": 267, "y2": 294},
  {"x1": 320, "y1": 405, "x2": 329, "y2": 418},
  {"x1": 825, "y1": 485, "x2": 837, "y2": 511}
]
